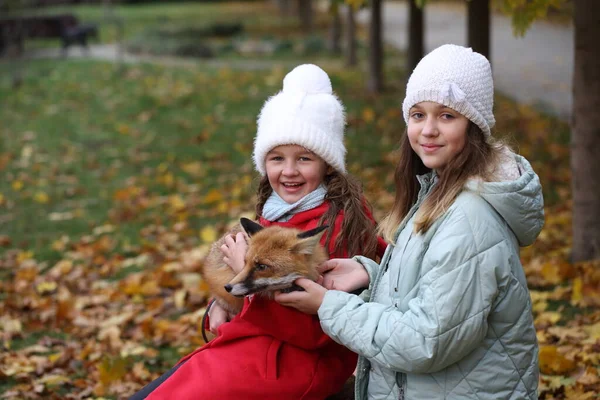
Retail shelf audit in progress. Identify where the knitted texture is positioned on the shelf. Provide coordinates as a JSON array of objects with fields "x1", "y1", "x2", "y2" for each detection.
[
  {"x1": 262, "y1": 184, "x2": 327, "y2": 222},
  {"x1": 253, "y1": 64, "x2": 346, "y2": 175},
  {"x1": 402, "y1": 44, "x2": 496, "y2": 136}
]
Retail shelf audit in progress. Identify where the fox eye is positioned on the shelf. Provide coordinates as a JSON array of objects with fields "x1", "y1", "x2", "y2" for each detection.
[{"x1": 255, "y1": 263, "x2": 269, "y2": 271}]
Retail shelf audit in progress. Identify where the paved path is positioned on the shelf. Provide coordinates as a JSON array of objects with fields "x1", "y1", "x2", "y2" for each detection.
[
  {"x1": 357, "y1": 2, "x2": 573, "y2": 121},
  {"x1": 19, "y1": 44, "x2": 291, "y2": 70}
]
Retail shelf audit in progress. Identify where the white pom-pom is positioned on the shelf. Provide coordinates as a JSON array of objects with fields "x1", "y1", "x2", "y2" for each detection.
[{"x1": 283, "y1": 64, "x2": 332, "y2": 94}]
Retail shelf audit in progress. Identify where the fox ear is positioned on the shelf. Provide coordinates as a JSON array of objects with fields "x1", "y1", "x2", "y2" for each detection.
[
  {"x1": 292, "y1": 226, "x2": 328, "y2": 255},
  {"x1": 240, "y1": 218, "x2": 264, "y2": 237},
  {"x1": 297, "y1": 225, "x2": 328, "y2": 239}
]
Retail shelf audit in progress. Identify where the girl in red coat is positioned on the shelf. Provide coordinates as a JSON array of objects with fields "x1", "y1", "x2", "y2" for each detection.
[{"x1": 130, "y1": 64, "x2": 386, "y2": 400}]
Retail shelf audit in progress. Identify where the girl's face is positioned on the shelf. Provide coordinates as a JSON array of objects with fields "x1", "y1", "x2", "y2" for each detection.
[
  {"x1": 265, "y1": 145, "x2": 328, "y2": 204},
  {"x1": 407, "y1": 101, "x2": 469, "y2": 171}
]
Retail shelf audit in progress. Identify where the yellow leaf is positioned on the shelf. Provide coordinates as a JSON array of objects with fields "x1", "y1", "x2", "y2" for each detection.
[
  {"x1": 12, "y1": 180, "x2": 23, "y2": 191},
  {"x1": 33, "y1": 191, "x2": 50, "y2": 204},
  {"x1": 534, "y1": 311, "x2": 562, "y2": 325},
  {"x1": 36, "y1": 281, "x2": 57, "y2": 294},
  {"x1": 120, "y1": 343, "x2": 147, "y2": 358},
  {"x1": 200, "y1": 226, "x2": 217, "y2": 243},
  {"x1": 48, "y1": 353, "x2": 62, "y2": 363},
  {"x1": 161, "y1": 172, "x2": 174, "y2": 187},
  {"x1": 583, "y1": 322, "x2": 600, "y2": 341},
  {"x1": 0, "y1": 192, "x2": 4, "y2": 205},
  {"x1": 204, "y1": 188, "x2": 223, "y2": 204},
  {"x1": 0, "y1": 317, "x2": 22, "y2": 334},
  {"x1": 538, "y1": 345, "x2": 576, "y2": 375},
  {"x1": 17, "y1": 250, "x2": 34, "y2": 263},
  {"x1": 50, "y1": 260, "x2": 73, "y2": 276},
  {"x1": 532, "y1": 299, "x2": 548, "y2": 313},
  {"x1": 140, "y1": 280, "x2": 160, "y2": 296},
  {"x1": 97, "y1": 356, "x2": 128, "y2": 385},
  {"x1": 38, "y1": 374, "x2": 70, "y2": 386},
  {"x1": 362, "y1": 107, "x2": 375, "y2": 123},
  {"x1": 157, "y1": 162, "x2": 169, "y2": 173},
  {"x1": 168, "y1": 195, "x2": 186, "y2": 211},
  {"x1": 181, "y1": 161, "x2": 205, "y2": 177},
  {"x1": 174, "y1": 289, "x2": 187, "y2": 309},
  {"x1": 217, "y1": 201, "x2": 229, "y2": 213},
  {"x1": 540, "y1": 261, "x2": 573, "y2": 285},
  {"x1": 117, "y1": 124, "x2": 131, "y2": 135}
]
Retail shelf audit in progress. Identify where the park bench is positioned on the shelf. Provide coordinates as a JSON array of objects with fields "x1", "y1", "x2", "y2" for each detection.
[{"x1": 0, "y1": 14, "x2": 98, "y2": 56}]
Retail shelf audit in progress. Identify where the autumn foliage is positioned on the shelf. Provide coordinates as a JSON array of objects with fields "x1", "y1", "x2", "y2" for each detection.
[{"x1": 0, "y1": 17, "x2": 598, "y2": 400}]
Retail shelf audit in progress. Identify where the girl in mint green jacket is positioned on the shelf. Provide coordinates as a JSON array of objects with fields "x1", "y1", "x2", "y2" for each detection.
[{"x1": 276, "y1": 44, "x2": 544, "y2": 400}]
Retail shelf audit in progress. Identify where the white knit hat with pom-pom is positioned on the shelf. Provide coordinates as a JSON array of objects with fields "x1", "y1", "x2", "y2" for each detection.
[
  {"x1": 402, "y1": 44, "x2": 496, "y2": 136},
  {"x1": 253, "y1": 64, "x2": 346, "y2": 175}
]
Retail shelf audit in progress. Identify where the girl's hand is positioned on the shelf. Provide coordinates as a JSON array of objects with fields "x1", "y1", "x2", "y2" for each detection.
[
  {"x1": 208, "y1": 302, "x2": 234, "y2": 335},
  {"x1": 274, "y1": 278, "x2": 327, "y2": 314},
  {"x1": 220, "y1": 232, "x2": 248, "y2": 274},
  {"x1": 318, "y1": 258, "x2": 370, "y2": 293}
]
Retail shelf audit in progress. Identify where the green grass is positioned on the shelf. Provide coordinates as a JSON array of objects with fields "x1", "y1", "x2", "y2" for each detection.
[{"x1": 0, "y1": 59, "x2": 405, "y2": 257}]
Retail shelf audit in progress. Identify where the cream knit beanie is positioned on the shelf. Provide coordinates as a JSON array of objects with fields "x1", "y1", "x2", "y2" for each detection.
[
  {"x1": 253, "y1": 64, "x2": 346, "y2": 175},
  {"x1": 402, "y1": 44, "x2": 496, "y2": 136}
]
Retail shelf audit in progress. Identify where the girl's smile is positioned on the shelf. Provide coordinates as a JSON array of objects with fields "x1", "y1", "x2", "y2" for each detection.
[
  {"x1": 265, "y1": 144, "x2": 328, "y2": 204},
  {"x1": 420, "y1": 143, "x2": 443, "y2": 153}
]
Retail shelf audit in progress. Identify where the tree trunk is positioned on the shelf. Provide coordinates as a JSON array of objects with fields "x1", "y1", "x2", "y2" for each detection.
[
  {"x1": 467, "y1": 0, "x2": 490, "y2": 62},
  {"x1": 328, "y1": 5, "x2": 341, "y2": 54},
  {"x1": 407, "y1": 0, "x2": 424, "y2": 75},
  {"x1": 368, "y1": 0, "x2": 383, "y2": 93},
  {"x1": 571, "y1": 0, "x2": 600, "y2": 262},
  {"x1": 344, "y1": 4, "x2": 357, "y2": 66},
  {"x1": 272, "y1": 0, "x2": 292, "y2": 16},
  {"x1": 297, "y1": 0, "x2": 313, "y2": 32}
]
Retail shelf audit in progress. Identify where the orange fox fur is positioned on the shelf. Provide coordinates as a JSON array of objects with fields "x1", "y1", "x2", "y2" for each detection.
[{"x1": 200, "y1": 218, "x2": 327, "y2": 314}]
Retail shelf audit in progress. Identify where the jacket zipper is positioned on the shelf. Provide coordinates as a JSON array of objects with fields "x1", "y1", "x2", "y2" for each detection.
[{"x1": 397, "y1": 373, "x2": 406, "y2": 400}]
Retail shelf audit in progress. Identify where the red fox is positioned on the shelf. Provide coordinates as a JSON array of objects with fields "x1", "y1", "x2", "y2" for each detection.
[{"x1": 200, "y1": 217, "x2": 328, "y2": 315}]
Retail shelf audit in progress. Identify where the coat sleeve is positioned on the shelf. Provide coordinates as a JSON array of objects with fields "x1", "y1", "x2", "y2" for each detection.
[
  {"x1": 352, "y1": 255, "x2": 381, "y2": 301},
  {"x1": 318, "y1": 207, "x2": 513, "y2": 374}
]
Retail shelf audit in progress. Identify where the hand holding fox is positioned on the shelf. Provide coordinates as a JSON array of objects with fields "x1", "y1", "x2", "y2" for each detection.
[
  {"x1": 220, "y1": 232, "x2": 248, "y2": 274},
  {"x1": 274, "y1": 278, "x2": 325, "y2": 314},
  {"x1": 275, "y1": 258, "x2": 370, "y2": 313},
  {"x1": 319, "y1": 258, "x2": 369, "y2": 292}
]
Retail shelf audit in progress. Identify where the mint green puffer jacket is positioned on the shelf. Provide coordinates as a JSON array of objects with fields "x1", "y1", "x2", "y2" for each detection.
[{"x1": 318, "y1": 154, "x2": 544, "y2": 400}]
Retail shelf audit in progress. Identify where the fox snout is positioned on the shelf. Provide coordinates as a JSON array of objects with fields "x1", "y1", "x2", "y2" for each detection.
[
  {"x1": 224, "y1": 273, "x2": 302, "y2": 297},
  {"x1": 223, "y1": 282, "x2": 246, "y2": 297}
]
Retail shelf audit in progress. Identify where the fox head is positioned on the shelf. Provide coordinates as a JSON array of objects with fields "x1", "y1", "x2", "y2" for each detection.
[{"x1": 224, "y1": 218, "x2": 328, "y2": 298}]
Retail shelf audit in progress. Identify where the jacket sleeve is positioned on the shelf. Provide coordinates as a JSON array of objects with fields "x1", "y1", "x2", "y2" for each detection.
[
  {"x1": 318, "y1": 207, "x2": 512, "y2": 374},
  {"x1": 352, "y1": 255, "x2": 381, "y2": 301}
]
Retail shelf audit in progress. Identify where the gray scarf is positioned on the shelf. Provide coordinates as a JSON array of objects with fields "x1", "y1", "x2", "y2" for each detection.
[{"x1": 262, "y1": 184, "x2": 327, "y2": 222}]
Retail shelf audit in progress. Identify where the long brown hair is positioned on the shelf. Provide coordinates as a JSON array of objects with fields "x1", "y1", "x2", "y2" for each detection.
[
  {"x1": 255, "y1": 172, "x2": 379, "y2": 259},
  {"x1": 379, "y1": 122, "x2": 503, "y2": 241}
]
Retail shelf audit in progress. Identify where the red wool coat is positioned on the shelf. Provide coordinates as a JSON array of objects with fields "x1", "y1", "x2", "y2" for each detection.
[{"x1": 146, "y1": 202, "x2": 386, "y2": 400}]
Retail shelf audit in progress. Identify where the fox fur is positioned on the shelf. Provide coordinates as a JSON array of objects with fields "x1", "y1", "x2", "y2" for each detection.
[{"x1": 200, "y1": 218, "x2": 328, "y2": 315}]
